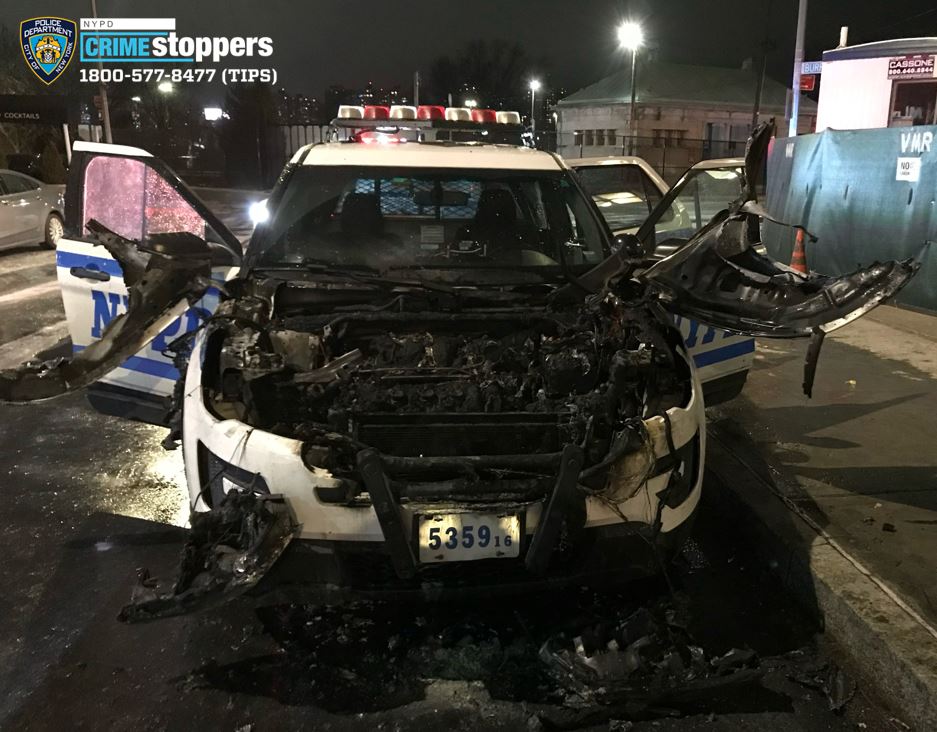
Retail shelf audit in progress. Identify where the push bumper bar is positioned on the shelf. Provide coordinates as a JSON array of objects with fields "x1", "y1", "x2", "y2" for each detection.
[{"x1": 357, "y1": 444, "x2": 585, "y2": 580}]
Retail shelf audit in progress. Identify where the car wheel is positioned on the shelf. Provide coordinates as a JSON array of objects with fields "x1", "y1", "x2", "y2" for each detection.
[{"x1": 42, "y1": 213, "x2": 64, "y2": 249}]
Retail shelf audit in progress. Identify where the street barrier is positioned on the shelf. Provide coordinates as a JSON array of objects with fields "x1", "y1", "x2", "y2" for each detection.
[{"x1": 765, "y1": 126, "x2": 937, "y2": 313}]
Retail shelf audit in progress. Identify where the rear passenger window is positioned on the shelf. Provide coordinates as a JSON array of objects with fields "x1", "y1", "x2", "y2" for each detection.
[
  {"x1": 575, "y1": 165, "x2": 664, "y2": 231},
  {"x1": 0, "y1": 174, "x2": 33, "y2": 194}
]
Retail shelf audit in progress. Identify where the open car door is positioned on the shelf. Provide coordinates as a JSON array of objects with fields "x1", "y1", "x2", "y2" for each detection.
[
  {"x1": 0, "y1": 142, "x2": 242, "y2": 420},
  {"x1": 568, "y1": 157, "x2": 756, "y2": 405}
]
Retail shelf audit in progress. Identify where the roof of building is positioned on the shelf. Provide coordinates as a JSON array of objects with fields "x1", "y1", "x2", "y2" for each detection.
[
  {"x1": 557, "y1": 60, "x2": 817, "y2": 113},
  {"x1": 294, "y1": 142, "x2": 564, "y2": 170},
  {"x1": 822, "y1": 37, "x2": 937, "y2": 62}
]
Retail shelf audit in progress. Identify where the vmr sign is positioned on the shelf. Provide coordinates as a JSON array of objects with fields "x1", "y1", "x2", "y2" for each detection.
[{"x1": 888, "y1": 54, "x2": 935, "y2": 80}]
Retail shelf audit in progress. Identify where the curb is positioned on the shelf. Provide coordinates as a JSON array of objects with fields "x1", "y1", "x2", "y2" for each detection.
[{"x1": 704, "y1": 428, "x2": 937, "y2": 731}]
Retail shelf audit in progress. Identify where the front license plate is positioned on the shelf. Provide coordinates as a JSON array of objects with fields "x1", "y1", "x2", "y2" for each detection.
[{"x1": 417, "y1": 512, "x2": 521, "y2": 563}]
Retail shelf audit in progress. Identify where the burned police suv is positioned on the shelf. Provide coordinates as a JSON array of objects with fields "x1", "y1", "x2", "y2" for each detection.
[{"x1": 0, "y1": 115, "x2": 919, "y2": 618}]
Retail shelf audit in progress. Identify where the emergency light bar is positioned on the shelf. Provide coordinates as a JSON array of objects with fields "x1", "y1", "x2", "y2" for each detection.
[
  {"x1": 333, "y1": 105, "x2": 529, "y2": 146},
  {"x1": 338, "y1": 104, "x2": 522, "y2": 124}
]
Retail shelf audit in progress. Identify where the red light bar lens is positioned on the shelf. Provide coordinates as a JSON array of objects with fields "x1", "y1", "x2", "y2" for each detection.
[
  {"x1": 471, "y1": 109, "x2": 498, "y2": 123},
  {"x1": 417, "y1": 105, "x2": 445, "y2": 120},
  {"x1": 363, "y1": 105, "x2": 390, "y2": 120},
  {"x1": 353, "y1": 130, "x2": 403, "y2": 144}
]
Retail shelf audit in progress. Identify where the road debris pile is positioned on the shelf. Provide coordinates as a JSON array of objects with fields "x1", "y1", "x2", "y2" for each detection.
[
  {"x1": 536, "y1": 601, "x2": 761, "y2": 727},
  {"x1": 787, "y1": 656, "x2": 857, "y2": 713},
  {"x1": 188, "y1": 591, "x2": 765, "y2": 728}
]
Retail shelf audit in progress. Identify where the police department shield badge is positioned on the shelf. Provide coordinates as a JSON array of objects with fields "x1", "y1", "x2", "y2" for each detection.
[{"x1": 21, "y1": 17, "x2": 76, "y2": 85}]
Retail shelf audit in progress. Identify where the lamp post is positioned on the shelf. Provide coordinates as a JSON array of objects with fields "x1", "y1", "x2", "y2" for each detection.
[
  {"x1": 529, "y1": 79, "x2": 541, "y2": 138},
  {"x1": 617, "y1": 21, "x2": 644, "y2": 155}
]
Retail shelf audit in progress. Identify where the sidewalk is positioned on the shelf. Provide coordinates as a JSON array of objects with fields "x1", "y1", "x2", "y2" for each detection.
[{"x1": 710, "y1": 303, "x2": 937, "y2": 630}]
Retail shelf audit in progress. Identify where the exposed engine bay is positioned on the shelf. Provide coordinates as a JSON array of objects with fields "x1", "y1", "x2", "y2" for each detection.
[{"x1": 198, "y1": 278, "x2": 693, "y2": 504}]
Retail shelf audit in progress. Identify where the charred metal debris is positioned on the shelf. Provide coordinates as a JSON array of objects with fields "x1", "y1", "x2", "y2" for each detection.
[
  {"x1": 197, "y1": 276, "x2": 692, "y2": 502},
  {"x1": 0, "y1": 222, "x2": 216, "y2": 402},
  {"x1": 186, "y1": 594, "x2": 763, "y2": 729},
  {"x1": 537, "y1": 601, "x2": 761, "y2": 728}
]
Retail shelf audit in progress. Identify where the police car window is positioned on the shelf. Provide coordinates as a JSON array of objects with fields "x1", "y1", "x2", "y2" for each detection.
[
  {"x1": 574, "y1": 164, "x2": 666, "y2": 231},
  {"x1": 252, "y1": 166, "x2": 607, "y2": 273},
  {"x1": 642, "y1": 166, "x2": 745, "y2": 247},
  {"x1": 81, "y1": 156, "x2": 221, "y2": 245}
]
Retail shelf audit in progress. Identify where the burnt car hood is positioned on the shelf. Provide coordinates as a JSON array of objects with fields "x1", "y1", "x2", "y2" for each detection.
[
  {"x1": 577, "y1": 122, "x2": 922, "y2": 340},
  {"x1": 0, "y1": 222, "x2": 215, "y2": 402}
]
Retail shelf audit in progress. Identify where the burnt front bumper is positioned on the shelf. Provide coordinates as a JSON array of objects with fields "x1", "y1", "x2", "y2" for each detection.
[{"x1": 250, "y1": 509, "x2": 698, "y2": 605}]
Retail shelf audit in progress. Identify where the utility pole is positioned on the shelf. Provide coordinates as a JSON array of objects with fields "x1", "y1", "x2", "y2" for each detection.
[
  {"x1": 90, "y1": 0, "x2": 113, "y2": 143},
  {"x1": 413, "y1": 71, "x2": 420, "y2": 107},
  {"x1": 788, "y1": 0, "x2": 807, "y2": 137},
  {"x1": 751, "y1": 0, "x2": 775, "y2": 130}
]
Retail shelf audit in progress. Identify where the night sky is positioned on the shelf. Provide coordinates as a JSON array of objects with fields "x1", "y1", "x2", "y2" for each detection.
[{"x1": 3, "y1": 0, "x2": 937, "y2": 99}]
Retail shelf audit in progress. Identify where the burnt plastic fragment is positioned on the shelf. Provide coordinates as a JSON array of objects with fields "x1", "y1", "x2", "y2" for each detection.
[
  {"x1": 118, "y1": 493, "x2": 296, "y2": 622},
  {"x1": 802, "y1": 328, "x2": 825, "y2": 398}
]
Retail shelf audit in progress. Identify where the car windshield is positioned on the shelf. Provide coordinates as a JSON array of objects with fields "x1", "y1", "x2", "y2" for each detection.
[
  {"x1": 573, "y1": 163, "x2": 665, "y2": 231},
  {"x1": 247, "y1": 165, "x2": 608, "y2": 276}
]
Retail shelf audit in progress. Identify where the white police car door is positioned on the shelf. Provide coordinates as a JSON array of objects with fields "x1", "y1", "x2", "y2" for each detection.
[{"x1": 56, "y1": 141, "x2": 241, "y2": 422}]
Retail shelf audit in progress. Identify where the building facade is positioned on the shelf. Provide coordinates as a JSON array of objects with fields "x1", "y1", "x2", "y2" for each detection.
[{"x1": 555, "y1": 60, "x2": 816, "y2": 180}]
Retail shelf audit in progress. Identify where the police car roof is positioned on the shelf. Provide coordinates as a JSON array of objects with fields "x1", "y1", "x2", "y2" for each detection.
[
  {"x1": 566, "y1": 155, "x2": 652, "y2": 167},
  {"x1": 292, "y1": 142, "x2": 565, "y2": 171}
]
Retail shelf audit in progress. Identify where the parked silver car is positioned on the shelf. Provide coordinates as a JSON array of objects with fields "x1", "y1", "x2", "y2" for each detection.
[{"x1": 0, "y1": 169, "x2": 65, "y2": 250}]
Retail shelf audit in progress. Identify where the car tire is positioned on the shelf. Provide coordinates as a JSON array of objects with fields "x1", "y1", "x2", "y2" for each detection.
[{"x1": 42, "y1": 213, "x2": 64, "y2": 250}]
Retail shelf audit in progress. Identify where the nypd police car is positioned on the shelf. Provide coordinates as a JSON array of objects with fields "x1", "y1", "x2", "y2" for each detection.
[{"x1": 4, "y1": 113, "x2": 917, "y2": 615}]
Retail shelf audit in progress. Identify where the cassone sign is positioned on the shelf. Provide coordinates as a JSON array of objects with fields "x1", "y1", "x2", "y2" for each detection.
[{"x1": 888, "y1": 54, "x2": 936, "y2": 80}]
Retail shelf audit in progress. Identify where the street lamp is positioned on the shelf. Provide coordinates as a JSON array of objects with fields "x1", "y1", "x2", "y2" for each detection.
[
  {"x1": 157, "y1": 81, "x2": 173, "y2": 94},
  {"x1": 617, "y1": 21, "x2": 644, "y2": 155},
  {"x1": 529, "y1": 78, "x2": 542, "y2": 137}
]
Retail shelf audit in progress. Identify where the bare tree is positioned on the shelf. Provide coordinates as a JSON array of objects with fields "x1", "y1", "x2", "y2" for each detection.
[{"x1": 427, "y1": 39, "x2": 543, "y2": 109}]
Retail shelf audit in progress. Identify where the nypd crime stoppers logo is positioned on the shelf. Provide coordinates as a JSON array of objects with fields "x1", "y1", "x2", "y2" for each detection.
[{"x1": 21, "y1": 17, "x2": 76, "y2": 85}]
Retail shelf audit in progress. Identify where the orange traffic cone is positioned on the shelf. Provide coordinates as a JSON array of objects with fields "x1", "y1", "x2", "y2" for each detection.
[{"x1": 790, "y1": 229, "x2": 808, "y2": 274}]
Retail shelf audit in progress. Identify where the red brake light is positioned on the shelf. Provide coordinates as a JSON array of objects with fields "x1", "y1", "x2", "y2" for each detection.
[
  {"x1": 417, "y1": 105, "x2": 445, "y2": 120},
  {"x1": 471, "y1": 109, "x2": 498, "y2": 123},
  {"x1": 363, "y1": 105, "x2": 390, "y2": 120}
]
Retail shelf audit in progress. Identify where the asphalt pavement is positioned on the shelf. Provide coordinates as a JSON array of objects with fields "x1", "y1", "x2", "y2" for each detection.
[
  {"x1": 0, "y1": 388, "x2": 894, "y2": 730},
  {"x1": 0, "y1": 192, "x2": 907, "y2": 730}
]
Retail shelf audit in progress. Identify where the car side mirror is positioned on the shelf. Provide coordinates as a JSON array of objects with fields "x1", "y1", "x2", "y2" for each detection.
[
  {"x1": 143, "y1": 232, "x2": 238, "y2": 267},
  {"x1": 143, "y1": 231, "x2": 212, "y2": 260},
  {"x1": 613, "y1": 232, "x2": 646, "y2": 260},
  {"x1": 208, "y1": 240, "x2": 240, "y2": 266}
]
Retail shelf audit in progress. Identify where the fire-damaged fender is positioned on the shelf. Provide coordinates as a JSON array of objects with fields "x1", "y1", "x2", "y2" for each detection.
[
  {"x1": 577, "y1": 122, "x2": 924, "y2": 396},
  {"x1": 118, "y1": 493, "x2": 297, "y2": 622},
  {"x1": 0, "y1": 221, "x2": 216, "y2": 402}
]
